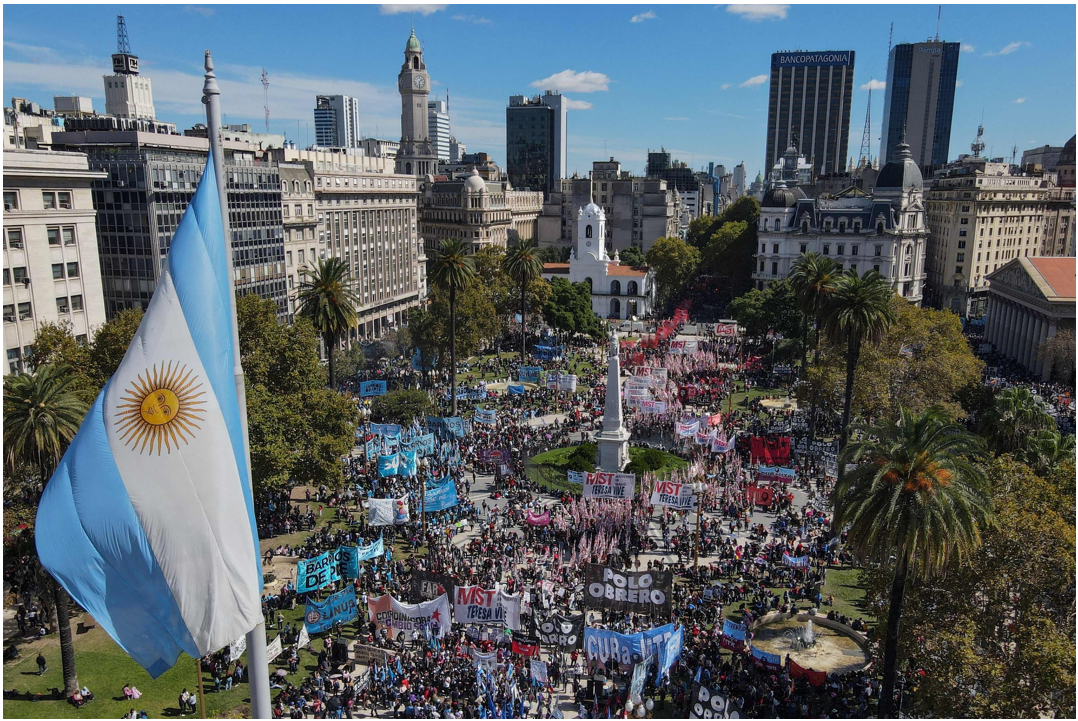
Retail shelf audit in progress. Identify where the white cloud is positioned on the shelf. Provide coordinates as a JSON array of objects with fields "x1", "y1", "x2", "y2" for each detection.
[
  {"x1": 380, "y1": 4, "x2": 446, "y2": 16},
  {"x1": 531, "y1": 70, "x2": 610, "y2": 93},
  {"x1": 955, "y1": 79, "x2": 964, "y2": 87},
  {"x1": 563, "y1": 98, "x2": 593, "y2": 110},
  {"x1": 663, "y1": 117, "x2": 690, "y2": 121},
  {"x1": 860, "y1": 79, "x2": 886, "y2": 91},
  {"x1": 984, "y1": 41, "x2": 1027, "y2": 57},
  {"x1": 726, "y1": 4, "x2": 789, "y2": 21},
  {"x1": 3, "y1": 41, "x2": 58, "y2": 61},
  {"x1": 1014, "y1": 97, "x2": 1027, "y2": 104},
  {"x1": 630, "y1": 11, "x2": 656, "y2": 23},
  {"x1": 740, "y1": 74, "x2": 768, "y2": 88},
  {"x1": 721, "y1": 83, "x2": 732, "y2": 90},
  {"x1": 184, "y1": 5, "x2": 215, "y2": 17},
  {"x1": 452, "y1": 14, "x2": 491, "y2": 25},
  {"x1": 961, "y1": 43, "x2": 975, "y2": 52}
]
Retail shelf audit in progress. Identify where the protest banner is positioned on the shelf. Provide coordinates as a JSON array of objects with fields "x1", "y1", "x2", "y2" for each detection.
[
  {"x1": 507, "y1": 384, "x2": 526, "y2": 395},
  {"x1": 266, "y1": 635, "x2": 283, "y2": 663},
  {"x1": 557, "y1": 374, "x2": 578, "y2": 392},
  {"x1": 676, "y1": 420, "x2": 700, "y2": 437},
  {"x1": 566, "y1": 470, "x2": 588, "y2": 485},
  {"x1": 713, "y1": 321, "x2": 739, "y2": 338},
  {"x1": 656, "y1": 625, "x2": 684, "y2": 682},
  {"x1": 534, "y1": 345, "x2": 563, "y2": 360},
  {"x1": 720, "y1": 619, "x2": 747, "y2": 652},
  {"x1": 398, "y1": 449, "x2": 417, "y2": 478},
  {"x1": 530, "y1": 659, "x2": 549, "y2": 685},
  {"x1": 334, "y1": 537, "x2": 383, "y2": 578},
  {"x1": 782, "y1": 553, "x2": 811, "y2": 569},
  {"x1": 474, "y1": 407, "x2": 497, "y2": 425},
  {"x1": 297, "y1": 550, "x2": 340, "y2": 593},
  {"x1": 422, "y1": 476, "x2": 459, "y2": 513},
  {"x1": 584, "y1": 564, "x2": 672, "y2": 614},
  {"x1": 303, "y1": 587, "x2": 359, "y2": 634},
  {"x1": 750, "y1": 645, "x2": 782, "y2": 672},
  {"x1": 512, "y1": 636, "x2": 540, "y2": 657},
  {"x1": 630, "y1": 655, "x2": 650, "y2": 704},
  {"x1": 411, "y1": 570, "x2": 457, "y2": 604},
  {"x1": 367, "y1": 593, "x2": 450, "y2": 640},
  {"x1": 534, "y1": 612, "x2": 584, "y2": 649},
  {"x1": 640, "y1": 400, "x2": 667, "y2": 414},
  {"x1": 370, "y1": 423, "x2": 401, "y2": 437},
  {"x1": 711, "y1": 433, "x2": 736, "y2": 454},
  {"x1": 634, "y1": 366, "x2": 669, "y2": 382},
  {"x1": 369, "y1": 497, "x2": 410, "y2": 526},
  {"x1": 479, "y1": 448, "x2": 511, "y2": 464},
  {"x1": 359, "y1": 380, "x2": 387, "y2": 397},
  {"x1": 352, "y1": 644, "x2": 390, "y2": 666},
  {"x1": 470, "y1": 647, "x2": 499, "y2": 671},
  {"x1": 526, "y1": 509, "x2": 551, "y2": 526},
  {"x1": 757, "y1": 465, "x2": 797, "y2": 484},
  {"x1": 297, "y1": 625, "x2": 309, "y2": 649},
  {"x1": 228, "y1": 635, "x2": 246, "y2": 663},
  {"x1": 689, "y1": 683, "x2": 734, "y2": 719},
  {"x1": 453, "y1": 585, "x2": 522, "y2": 629},
  {"x1": 377, "y1": 453, "x2": 399, "y2": 477},
  {"x1": 669, "y1": 339, "x2": 699, "y2": 354},
  {"x1": 649, "y1": 480, "x2": 698, "y2": 510},
  {"x1": 426, "y1": 416, "x2": 466, "y2": 439},
  {"x1": 582, "y1": 471, "x2": 636, "y2": 500},
  {"x1": 518, "y1": 366, "x2": 542, "y2": 384},
  {"x1": 583, "y1": 623, "x2": 676, "y2": 668}
]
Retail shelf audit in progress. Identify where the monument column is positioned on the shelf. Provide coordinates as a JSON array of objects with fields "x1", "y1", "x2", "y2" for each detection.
[{"x1": 595, "y1": 331, "x2": 631, "y2": 472}]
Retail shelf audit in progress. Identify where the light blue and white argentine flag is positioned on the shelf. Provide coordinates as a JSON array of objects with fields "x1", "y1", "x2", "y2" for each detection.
[{"x1": 35, "y1": 157, "x2": 262, "y2": 678}]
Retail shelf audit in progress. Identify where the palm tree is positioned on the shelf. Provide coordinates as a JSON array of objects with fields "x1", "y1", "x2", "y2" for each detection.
[
  {"x1": 834, "y1": 407, "x2": 993, "y2": 718},
  {"x1": 297, "y1": 258, "x2": 359, "y2": 390},
  {"x1": 789, "y1": 251, "x2": 840, "y2": 375},
  {"x1": 502, "y1": 239, "x2": 545, "y2": 365},
  {"x1": 978, "y1": 386, "x2": 1055, "y2": 456},
  {"x1": 4, "y1": 363, "x2": 90, "y2": 698},
  {"x1": 428, "y1": 238, "x2": 476, "y2": 415},
  {"x1": 1022, "y1": 429, "x2": 1076, "y2": 472},
  {"x1": 822, "y1": 269, "x2": 897, "y2": 454}
]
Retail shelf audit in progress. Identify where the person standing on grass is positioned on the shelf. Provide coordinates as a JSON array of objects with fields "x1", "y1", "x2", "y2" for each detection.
[{"x1": 36, "y1": 652, "x2": 47, "y2": 675}]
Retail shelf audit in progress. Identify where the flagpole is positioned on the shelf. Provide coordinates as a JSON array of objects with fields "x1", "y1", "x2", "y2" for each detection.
[{"x1": 203, "y1": 50, "x2": 272, "y2": 720}]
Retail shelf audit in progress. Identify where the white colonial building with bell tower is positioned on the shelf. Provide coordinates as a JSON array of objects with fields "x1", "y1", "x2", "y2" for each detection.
[
  {"x1": 541, "y1": 203, "x2": 656, "y2": 321},
  {"x1": 396, "y1": 30, "x2": 438, "y2": 177}
]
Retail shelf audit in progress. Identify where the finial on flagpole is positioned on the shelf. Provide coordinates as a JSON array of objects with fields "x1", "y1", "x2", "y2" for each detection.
[{"x1": 203, "y1": 50, "x2": 219, "y2": 102}]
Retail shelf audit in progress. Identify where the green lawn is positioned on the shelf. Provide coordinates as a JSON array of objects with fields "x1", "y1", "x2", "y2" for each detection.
[{"x1": 821, "y1": 565, "x2": 873, "y2": 623}]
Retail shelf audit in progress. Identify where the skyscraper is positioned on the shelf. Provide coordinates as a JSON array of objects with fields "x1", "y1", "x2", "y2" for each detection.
[
  {"x1": 506, "y1": 91, "x2": 566, "y2": 194},
  {"x1": 313, "y1": 95, "x2": 361, "y2": 149},
  {"x1": 428, "y1": 99, "x2": 451, "y2": 161},
  {"x1": 879, "y1": 41, "x2": 960, "y2": 170},
  {"x1": 765, "y1": 50, "x2": 855, "y2": 177}
]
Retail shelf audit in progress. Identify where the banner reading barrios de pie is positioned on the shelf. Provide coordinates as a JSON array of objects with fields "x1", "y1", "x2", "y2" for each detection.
[{"x1": 584, "y1": 564, "x2": 672, "y2": 614}]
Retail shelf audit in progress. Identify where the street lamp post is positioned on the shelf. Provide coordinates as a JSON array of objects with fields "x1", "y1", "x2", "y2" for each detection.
[{"x1": 691, "y1": 482, "x2": 707, "y2": 570}]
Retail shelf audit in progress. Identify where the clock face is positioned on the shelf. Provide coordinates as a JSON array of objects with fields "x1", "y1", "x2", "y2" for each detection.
[
  {"x1": 413, "y1": 75, "x2": 426, "y2": 89},
  {"x1": 586, "y1": 241, "x2": 592, "y2": 247}
]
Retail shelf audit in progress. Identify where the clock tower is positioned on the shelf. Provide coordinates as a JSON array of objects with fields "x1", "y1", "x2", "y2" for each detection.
[{"x1": 396, "y1": 30, "x2": 437, "y2": 176}]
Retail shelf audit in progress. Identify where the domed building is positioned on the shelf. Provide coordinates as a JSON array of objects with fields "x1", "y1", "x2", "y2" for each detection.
[
  {"x1": 540, "y1": 203, "x2": 656, "y2": 321},
  {"x1": 419, "y1": 168, "x2": 515, "y2": 255},
  {"x1": 753, "y1": 142, "x2": 928, "y2": 304}
]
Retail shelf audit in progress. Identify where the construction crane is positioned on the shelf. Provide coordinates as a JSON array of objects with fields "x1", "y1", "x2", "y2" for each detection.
[
  {"x1": 117, "y1": 15, "x2": 131, "y2": 54},
  {"x1": 261, "y1": 69, "x2": 270, "y2": 134},
  {"x1": 858, "y1": 89, "x2": 873, "y2": 168}
]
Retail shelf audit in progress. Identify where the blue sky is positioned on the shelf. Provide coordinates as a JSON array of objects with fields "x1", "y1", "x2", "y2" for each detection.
[{"x1": 4, "y1": 3, "x2": 1075, "y2": 177}]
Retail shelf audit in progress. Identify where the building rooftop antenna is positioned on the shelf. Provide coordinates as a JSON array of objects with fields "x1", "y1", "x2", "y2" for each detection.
[
  {"x1": 858, "y1": 88, "x2": 873, "y2": 167},
  {"x1": 888, "y1": 21, "x2": 893, "y2": 54},
  {"x1": 116, "y1": 15, "x2": 132, "y2": 54},
  {"x1": 935, "y1": 5, "x2": 941, "y2": 42},
  {"x1": 261, "y1": 68, "x2": 270, "y2": 134}
]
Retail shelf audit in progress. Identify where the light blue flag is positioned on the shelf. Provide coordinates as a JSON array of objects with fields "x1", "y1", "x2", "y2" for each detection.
[
  {"x1": 398, "y1": 449, "x2": 417, "y2": 478},
  {"x1": 378, "y1": 453, "x2": 400, "y2": 477},
  {"x1": 34, "y1": 155, "x2": 261, "y2": 678}
]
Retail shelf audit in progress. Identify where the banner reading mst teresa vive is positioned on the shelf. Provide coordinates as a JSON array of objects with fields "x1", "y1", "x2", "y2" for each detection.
[
  {"x1": 581, "y1": 471, "x2": 635, "y2": 500},
  {"x1": 649, "y1": 480, "x2": 698, "y2": 510},
  {"x1": 453, "y1": 585, "x2": 522, "y2": 629},
  {"x1": 584, "y1": 564, "x2": 672, "y2": 614}
]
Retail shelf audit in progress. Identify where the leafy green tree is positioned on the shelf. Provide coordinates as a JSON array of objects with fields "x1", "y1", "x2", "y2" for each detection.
[
  {"x1": 25, "y1": 310, "x2": 143, "y2": 399},
  {"x1": 26, "y1": 321, "x2": 91, "y2": 388},
  {"x1": 335, "y1": 343, "x2": 368, "y2": 381},
  {"x1": 859, "y1": 456, "x2": 1074, "y2": 718},
  {"x1": 428, "y1": 239, "x2": 477, "y2": 415},
  {"x1": 823, "y1": 270, "x2": 897, "y2": 452},
  {"x1": 535, "y1": 245, "x2": 571, "y2": 264},
  {"x1": 86, "y1": 308, "x2": 144, "y2": 392},
  {"x1": 645, "y1": 236, "x2": 700, "y2": 309},
  {"x1": 1021, "y1": 429, "x2": 1076, "y2": 473},
  {"x1": 700, "y1": 221, "x2": 747, "y2": 273},
  {"x1": 3, "y1": 364, "x2": 89, "y2": 697},
  {"x1": 542, "y1": 278, "x2": 604, "y2": 340},
  {"x1": 371, "y1": 389, "x2": 433, "y2": 426},
  {"x1": 978, "y1": 386, "x2": 1056, "y2": 456},
  {"x1": 503, "y1": 239, "x2": 545, "y2": 364},
  {"x1": 727, "y1": 288, "x2": 768, "y2": 339},
  {"x1": 618, "y1": 245, "x2": 646, "y2": 268},
  {"x1": 727, "y1": 281, "x2": 800, "y2": 343},
  {"x1": 297, "y1": 257, "x2": 359, "y2": 390},
  {"x1": 834, "y1": 407, "x2": 993, "y2": 718}
]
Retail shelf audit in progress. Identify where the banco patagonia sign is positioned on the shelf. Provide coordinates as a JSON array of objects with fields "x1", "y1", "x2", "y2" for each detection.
[{"x1": 773, "y1": 51, "x2": 854, "y2": 68}]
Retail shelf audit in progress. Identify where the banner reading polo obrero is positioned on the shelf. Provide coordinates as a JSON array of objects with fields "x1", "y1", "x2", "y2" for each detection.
[
  {"x1": 584, "y1": 564, "x2": 672, "y2": 614},
  {"x1": 582, "y1": 471, "x2": 635, "y2": 500},
  {"x1": 34, "y1": 155, "x2": 262, "y2": 677},
  {"x1": 453, "y1": 585, "x2": 522, "y2": 629},
  {"x1": 368, "y1": 593, "x2": 450, "y2": 640},
  {"x1": 650, "y1": 480, "x2": 697, "y2": 510}
]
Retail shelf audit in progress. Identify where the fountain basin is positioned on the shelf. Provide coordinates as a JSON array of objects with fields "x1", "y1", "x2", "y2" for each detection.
[{"x1": 750, "y1": 612, "x2": 870, "y2": 675}]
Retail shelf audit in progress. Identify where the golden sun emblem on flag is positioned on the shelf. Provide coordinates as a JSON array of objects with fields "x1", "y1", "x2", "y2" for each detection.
[{"x1": 114, "y1": 362, "x2": 207, "y2": 455}]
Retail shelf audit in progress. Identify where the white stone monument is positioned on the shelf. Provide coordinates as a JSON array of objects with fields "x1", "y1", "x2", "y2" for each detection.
[{"x1": 595, "y1": 330, "x2": 631, "y2": 472}]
